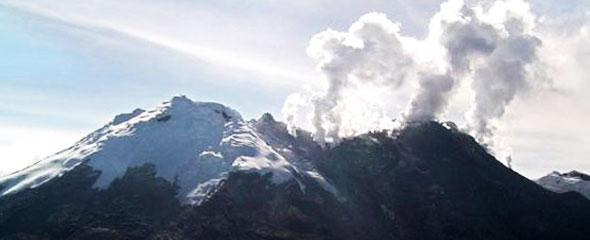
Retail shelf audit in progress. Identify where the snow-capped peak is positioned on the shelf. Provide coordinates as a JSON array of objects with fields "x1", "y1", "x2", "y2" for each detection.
[
  {"x1": 0, "y1": 96, "x2": 302, "y2": 203},
  {"x1": 536, "y1": 170, "x2": 590, "y2": 199}
]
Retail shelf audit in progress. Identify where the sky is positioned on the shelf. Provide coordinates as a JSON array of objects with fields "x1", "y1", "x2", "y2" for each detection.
[{"x1": 0, "y1": 0, "x2": 589, "y2": 179}]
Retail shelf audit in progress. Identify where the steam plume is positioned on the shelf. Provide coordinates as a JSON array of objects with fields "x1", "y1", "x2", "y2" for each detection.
[
  {"x1": 281, "y1": 93, "x2": 306, "y2": 135},
  {"x1": 284, "y1": 0, "x2": 545, "y2": 148},
  {"x1": 404, "y1": 73, "x2": 454, "y2": 122},
  {"x1": 306, "y1": 13, "x2": 414, "y2": 144}
]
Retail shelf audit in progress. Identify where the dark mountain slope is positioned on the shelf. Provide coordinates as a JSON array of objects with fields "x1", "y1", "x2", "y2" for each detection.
[
  {"x1": 318, "y1": 122, "x2": 590, "y2": 240},
  {"x1": 0, "y1": 164, "x2": 180, "y2": 239},
  {"x1": 1, "y1": 121, "x2": 590, "y2": 240},
  {"x1": 175, "y1": 171, "x2": 355, "y2": 240}
]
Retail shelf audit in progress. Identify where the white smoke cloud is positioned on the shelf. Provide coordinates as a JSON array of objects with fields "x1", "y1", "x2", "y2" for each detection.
[
  {"x1": 281, "y1": 93, "x2": 306, "y2": 135},
  {"x1": 465, "y1": 0, "x2": 542, "y2": 144},
  {"x1": 404, "y1": 72, "x2": 455, "y2": 122},
  {"x1": 305, "y1": 13, "x2": 415, "y2": 144},
  {"x1": 416, "y1": 0, "x2": 544, "y2": 146},
  {"x1": 432, "y1": 1, "x2": 500, "y2": 75},
  {"x1": 467, "y1": 34, "x2": 541, "y2": 143},
  {"x1": 283, "y1": 0, "x2": 553, "y2": 149}
]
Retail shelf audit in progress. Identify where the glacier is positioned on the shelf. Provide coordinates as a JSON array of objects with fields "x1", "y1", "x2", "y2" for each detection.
[{"x1": 0, "y1": 95, "x2": 331, "y2": 203}]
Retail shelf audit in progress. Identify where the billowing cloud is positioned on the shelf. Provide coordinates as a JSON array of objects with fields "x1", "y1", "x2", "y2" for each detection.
[
  {"x1": 305, "y1": 13, "x2": 415, "y2": 144},
  {"x1": 286, "y1": 0, "x2": 547, "y2": 149},
  {"x1": 467, "y1": 34, "x2": 541, "y2": 144},
  {"x1": 432, "y1": 0, "x2": 543, "y2": 145},
  {"x1": 404, "y1": 72, "x2": 454, "y2": 122}
]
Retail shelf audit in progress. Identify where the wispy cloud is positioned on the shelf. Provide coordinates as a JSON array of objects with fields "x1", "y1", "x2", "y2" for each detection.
[{"x1": 0, "y1": 1, "x2": 315, "y2": 84}]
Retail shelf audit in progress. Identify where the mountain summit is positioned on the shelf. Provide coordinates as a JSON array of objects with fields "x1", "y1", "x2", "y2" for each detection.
[
  {"x1": 0, "y1": 95, "x2": 331, "y2": 204},
  {"x1": 536, "y1": 171, "x2": 590, "y2": 199},
  {"x1": 1, "y1": 96, "x2": 590, "y2": 240}
]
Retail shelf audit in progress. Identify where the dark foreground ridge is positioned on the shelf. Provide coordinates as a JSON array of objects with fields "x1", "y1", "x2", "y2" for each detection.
[{"x1": 1, "y1": 121, "x2": 590, "y2": 240}]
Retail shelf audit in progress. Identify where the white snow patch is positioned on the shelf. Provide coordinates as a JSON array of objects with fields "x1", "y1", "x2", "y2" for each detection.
[
  {"x1": 186, "y1": 178, "x2": 224, "y2": 205},
  {"x1": 0, "y1": 96, "x2": 296, "y2": 201},
  {"x1": 199, "y1": 151, "x2": 223, "y2": 159},
  {"x1": 222, "y1": 121, "x2": 294, "y2": 184}
]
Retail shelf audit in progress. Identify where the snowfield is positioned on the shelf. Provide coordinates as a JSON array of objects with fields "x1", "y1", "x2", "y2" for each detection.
[{"x1": 0, "y1": 95, "x2": 331, "y2": 203}]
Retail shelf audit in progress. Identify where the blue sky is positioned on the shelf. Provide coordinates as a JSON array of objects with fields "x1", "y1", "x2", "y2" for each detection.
[
  {"x1": 0, "y1": 0, "x2": 441, "y2": 175},
  {"x1": 1, "y1": 0, "x2": 589, "y2": 178}
]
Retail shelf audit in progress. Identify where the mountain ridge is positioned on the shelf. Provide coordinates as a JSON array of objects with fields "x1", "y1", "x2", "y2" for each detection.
[
  {"x1": 1, "y1": 96, "x2": 590, "y2": 240},
  {"x1": 536, "y1": 170, "x2": 590, "y2": 200},
  {"x1": 0, "y1": 95, "x2": 328, "y2": 202}
]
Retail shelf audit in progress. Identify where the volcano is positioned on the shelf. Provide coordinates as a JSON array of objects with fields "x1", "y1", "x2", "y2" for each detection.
[{"x1": 1, "y1": 96, "x2": 589, "y2": 240}]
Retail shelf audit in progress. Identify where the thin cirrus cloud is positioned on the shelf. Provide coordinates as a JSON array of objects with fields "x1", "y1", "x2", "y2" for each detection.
[{"x1": 0, "y1": 1, "x2": 316, "y2": 86}]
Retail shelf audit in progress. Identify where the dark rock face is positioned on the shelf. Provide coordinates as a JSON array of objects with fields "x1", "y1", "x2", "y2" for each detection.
[
  {"x1": 251, "y1": 112, "x2": 322, "y2": 160},
  {"x1": 0, "y1": 164, "x2": 180, "y2": 239},
  {"x1": 2, "y1": 122, "x2": 590, "y2": 240},
  {"x1": 318, "y1": 122, "x2": 590, "y2": 240},
  {"x1": 176, "y1": 172, "x2": 353, "y2": 240}
]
